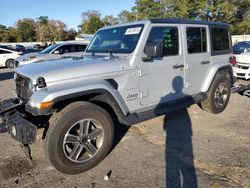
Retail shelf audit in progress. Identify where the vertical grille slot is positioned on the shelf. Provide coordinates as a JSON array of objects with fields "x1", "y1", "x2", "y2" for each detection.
[{"x1": 15, "y1": 74, "x2": 31, "y2": 100}]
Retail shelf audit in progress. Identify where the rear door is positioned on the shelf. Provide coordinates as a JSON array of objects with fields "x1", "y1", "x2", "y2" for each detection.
[{"x1": 183, "y1": 25, "x2": 211, "y2": 95}]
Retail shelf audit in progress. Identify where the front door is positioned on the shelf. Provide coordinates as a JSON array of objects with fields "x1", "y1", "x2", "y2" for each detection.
[{"x1": 139, "y1": 24, "x2": 185, "y2": 106}]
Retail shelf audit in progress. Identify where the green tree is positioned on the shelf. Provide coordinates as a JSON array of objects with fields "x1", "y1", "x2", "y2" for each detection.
[
  {"x1": 102, "y1": 15, "x2": 119, "y2": 26},
  {"x1": 132, "y1": 0, "x2": 164, "y2": 19},
  {"x1": 36, "y1": 16, "x2": 49, "y2": 42},
  {"x1": 4, "y1": 27, "x2": 17, "y2": 42},
  {"x1": 162, "y1": 0, "x2": 189, "y2": 19},
  {"x1": 0, "y1": 24, "x2": 7, "y2": 42},
  {"x1": 16, "y1": 18, "x2": 37, "y2": 42},
  {"x1": 79, "y1": 10, "x2": 104, "y2": 34},
  {"x1": 66, "y1": 29, "x2": 77, "y2": 40},
  {"x1": 118, "y1": 10, "x2": 136, "y2": 23}
]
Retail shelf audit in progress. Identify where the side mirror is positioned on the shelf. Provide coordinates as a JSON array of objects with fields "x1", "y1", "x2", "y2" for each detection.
[
  {"x1": 53, "y1": 50, "x2": 61, "y2": 54},
  {"x1": 143, "y1": 42, "x2": 163, "y2": 60}
]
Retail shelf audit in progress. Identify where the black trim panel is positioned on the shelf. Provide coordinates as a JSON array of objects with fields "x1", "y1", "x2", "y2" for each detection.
[{"x1": 150, "y1": 19, "x2": 228, "y2": 27}]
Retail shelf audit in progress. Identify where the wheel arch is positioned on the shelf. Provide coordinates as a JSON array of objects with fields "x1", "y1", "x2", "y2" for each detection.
[
  {"x1": 52, "y1": 88, "x2": 128, "y2": 123},
  {"x1": 201, "y1": 64, "x2": 235, "y2": 93}
]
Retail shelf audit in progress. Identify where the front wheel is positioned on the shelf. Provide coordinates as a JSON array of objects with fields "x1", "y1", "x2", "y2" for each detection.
[
  {"x1": 198, "y1": 72, "x2": 231, "y2": 114},
  {"x1": 44, "y1": 101, "x2": 114, "y2": 175}
]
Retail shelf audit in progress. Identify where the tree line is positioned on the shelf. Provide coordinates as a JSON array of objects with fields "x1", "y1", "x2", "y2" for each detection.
[
  {"x1": 1, "y1": 0, "x2": 250, "y2": 43},
  {"x1": 0, "y1": 16, "x2": 77, "y2": 43},
  {"x1": 80, "y1": 0, "x2": 250, "y2": 35}
]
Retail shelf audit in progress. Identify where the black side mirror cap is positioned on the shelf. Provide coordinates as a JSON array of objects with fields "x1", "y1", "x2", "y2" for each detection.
[{"x1": 144, "y1": 42, "x2": 163, "y2": 58}]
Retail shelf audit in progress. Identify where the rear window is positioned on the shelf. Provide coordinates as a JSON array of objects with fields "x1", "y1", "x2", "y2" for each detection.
[
  {"x1": 186, "y1": 27, "x2": 207, "y2": 54},
  {"x1": 212, "y1": 28, "x2": 230, "y2": 51}
]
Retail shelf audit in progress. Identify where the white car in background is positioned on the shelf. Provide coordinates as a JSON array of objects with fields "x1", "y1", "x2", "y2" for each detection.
[
  {"x1": 233, "y1": 50, "x2": 250, "y2": 80},
  {"x1": 0, "y1": 47, "x2": 22, "y2": 68},
  {"x1": 16, "y1": 42, "x2": 88, "y2": 67}
]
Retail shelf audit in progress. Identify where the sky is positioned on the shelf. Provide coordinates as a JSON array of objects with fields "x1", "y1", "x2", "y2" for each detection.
[{"x1": 0, "y1": 0, "x2": 135, "y2": 30}]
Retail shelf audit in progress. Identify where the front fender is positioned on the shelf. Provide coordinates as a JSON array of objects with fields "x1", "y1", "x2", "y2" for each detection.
[{"x1": 26, "y1": 80, "x2": 129, "y2": 116}]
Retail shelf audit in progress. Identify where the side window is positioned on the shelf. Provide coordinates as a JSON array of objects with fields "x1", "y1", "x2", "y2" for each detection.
[
  {"x1": 0, "y1": 49, "x2": 11, "y2": 54},
  {"x1": 75, "y1": 45, "x2": 87, "y2": 52},
  {"x1": 55, "y1": 45, "x2": 73, "y2": 54},
  {"x1": 212, "y1": 28, "x2": 229, "y2": 51},
  {"x1": 146, "y1": 27, "x2": 179, "y2": 56},
  {"x1": 187, "y1": 27, "x2": 207, "y2": 53}
]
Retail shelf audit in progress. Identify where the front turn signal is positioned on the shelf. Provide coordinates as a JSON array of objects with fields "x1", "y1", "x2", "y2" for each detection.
[{"x1": 37, "y1": 101, "x2": 53, "y2": 110}]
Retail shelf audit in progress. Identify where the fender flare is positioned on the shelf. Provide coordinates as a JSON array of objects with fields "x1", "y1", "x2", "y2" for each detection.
[{"x1": 201, "y1": 64, "x2": 234, "y2": 93}]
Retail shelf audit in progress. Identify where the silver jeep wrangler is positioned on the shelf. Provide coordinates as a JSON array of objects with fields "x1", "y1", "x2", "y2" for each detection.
[{"x1": 0, "y1": 19, "x2": 235, "y2": 174}]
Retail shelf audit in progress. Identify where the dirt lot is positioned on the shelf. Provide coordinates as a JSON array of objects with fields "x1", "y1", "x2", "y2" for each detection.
[{"x1": 0, "y1": 68, "x2": 249, "y2": 188}]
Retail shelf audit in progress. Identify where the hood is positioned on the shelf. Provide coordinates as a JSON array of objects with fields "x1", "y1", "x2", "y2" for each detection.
[
  {"x1": 15, "y1": 52, "x2": 45, "y2": 61},
  {"x1": 15, "y1": 55, "x2": 127, "y2": 84},
  {"x1": 236, "y1": 52, "x2": 250, "y2": 64}
]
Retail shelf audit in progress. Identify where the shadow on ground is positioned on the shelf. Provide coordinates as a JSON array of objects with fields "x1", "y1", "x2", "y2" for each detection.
[
  {"x1": 111, "y1": 121, "x2": 130, "y2": 152},
  {"x1": 163, "y1": 109, "x2": 197, "y2": 188}
]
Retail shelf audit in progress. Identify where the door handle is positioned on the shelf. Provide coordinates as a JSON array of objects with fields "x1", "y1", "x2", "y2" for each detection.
[
  {"x1": 173, "y1": 64, "x2": 184, "y2": 69},
  {"x1": 200, "y1": 61, "x2": 210, "y2": 65}
]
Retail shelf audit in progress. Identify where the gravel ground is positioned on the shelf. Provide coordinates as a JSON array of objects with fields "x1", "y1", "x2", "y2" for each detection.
[{"x1": 0, "y1": 67, "x2": 249, "y2": 188}]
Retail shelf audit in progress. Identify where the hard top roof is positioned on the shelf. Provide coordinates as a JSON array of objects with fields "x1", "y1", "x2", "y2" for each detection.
[{"x1": 149, "y1": 19, "x2": 228, "y2": 27}]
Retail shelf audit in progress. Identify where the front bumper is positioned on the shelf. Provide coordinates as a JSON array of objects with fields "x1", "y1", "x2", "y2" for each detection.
[
  {"x1": 233, "y1": 64, "x2": 250, "y2": 80},
  {"x1": 0, "y1": 99, "x2": 37, "y2": 144}
]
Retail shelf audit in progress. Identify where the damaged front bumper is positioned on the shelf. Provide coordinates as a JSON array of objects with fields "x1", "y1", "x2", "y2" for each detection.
[{"x1": 0, "y1": 98, "x2": 37, "y2": 145}]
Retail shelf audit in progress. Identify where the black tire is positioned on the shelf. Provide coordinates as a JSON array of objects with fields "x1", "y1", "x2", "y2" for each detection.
[
  {"x1": 44, "y1": 101, "x2": 114, "y2": 175},
  {"x1": 5, "y1": 59, "x2": 15, "y2": 68},
  {"x1": 198, "y1": 72, "x2": 231, "y2": 114}
]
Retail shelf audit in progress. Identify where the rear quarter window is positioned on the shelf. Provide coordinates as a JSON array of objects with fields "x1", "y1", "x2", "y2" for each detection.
[
  {"x1": 211, "y1": 28, "x2": 230, "y2": 51},
  {"x1": 75, "y1": 45, "x2": 87, "y2": 52}
]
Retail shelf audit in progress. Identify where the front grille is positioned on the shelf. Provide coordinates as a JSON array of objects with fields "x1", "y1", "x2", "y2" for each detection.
[
  {"x1": 237, "y1": 73, "x2": 245, "y2": 76},
  {"x1": 235, "y1": 63, "x2": 250, "y2": 70},
  {"x1": 15, "y1": 74, "x2": 32, "y2": 100}
]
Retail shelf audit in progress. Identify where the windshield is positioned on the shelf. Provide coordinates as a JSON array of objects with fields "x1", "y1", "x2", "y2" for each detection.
[
  {"x1": 40, "y1": 43, "x2": 61, "y2": 54},
  {"x1": 86, "y1": 24, "x2": 144, "y2": 53}
]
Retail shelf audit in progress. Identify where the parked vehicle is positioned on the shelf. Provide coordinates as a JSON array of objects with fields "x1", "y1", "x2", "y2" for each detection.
[
  {"x1": 15, "y1": 44, "x2": 26, "y2": 52},
  {"x1": 15, "y1": 42, "x2": 88, "y2": 67},
  {"x1": 233, "y1": 41, "x2": 250, "y2": 54},
  {"x1": 0, "y1": 19, "x2": 235, "y2": 175},
  {"x1": 0, "y1": 47, "x2": 22, "y2": 68},
  {"x1": 232, "y1": 49, "x2": 250, "y2": 79}
]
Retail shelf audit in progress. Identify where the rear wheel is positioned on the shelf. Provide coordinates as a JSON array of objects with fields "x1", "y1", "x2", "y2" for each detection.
[
  {"x1": 44, "y1": 101, "x2": 114, "y2": 174},
  {"x1": 199, "y1": 72, "x2": 231, "y2": 114},
  {"x1": 5, "y1": 59, "x2": 15, "y2": 68}
]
